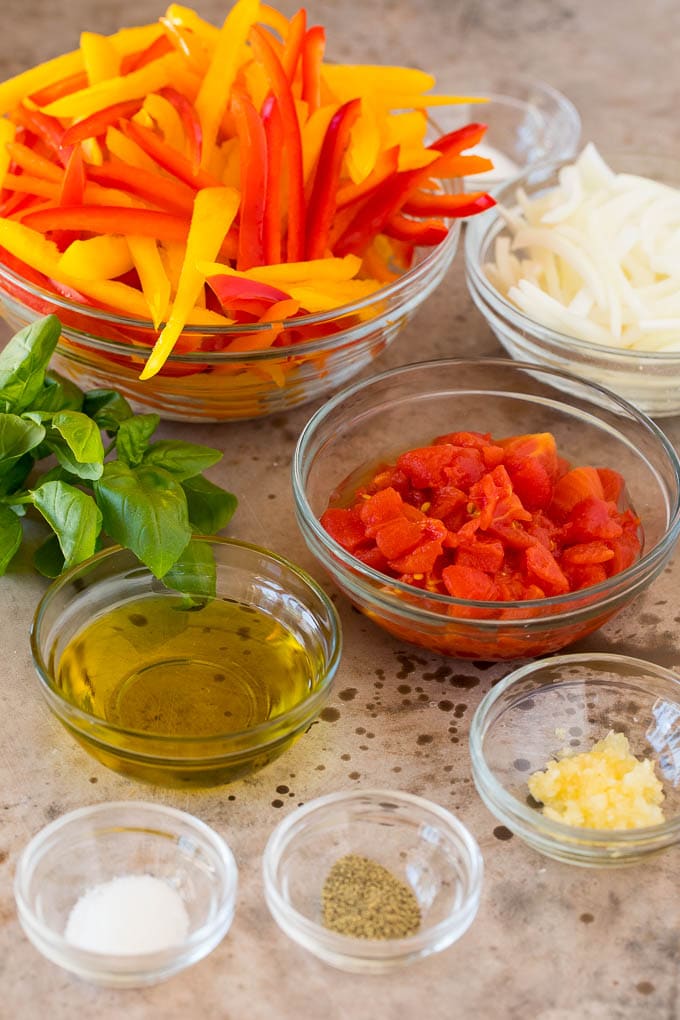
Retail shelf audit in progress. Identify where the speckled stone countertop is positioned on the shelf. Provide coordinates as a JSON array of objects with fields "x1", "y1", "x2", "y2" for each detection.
[{"x1": 1, "y1": 2, "x2": 679, "y2": 1018}]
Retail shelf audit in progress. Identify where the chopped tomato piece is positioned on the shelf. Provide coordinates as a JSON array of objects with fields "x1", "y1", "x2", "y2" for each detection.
[
  {"x1": 524, "y1": 543, "x2": 570, "y2": 596},
  {"x1": 396, "y1": 444, "x2": 455, "y2": 488},
  {"x1": 456, "y1": 537, "x2": 505, "y2": 574},
  {"x1": 442, "y1": 564, "x2": 498, "y2": 601},
  {"x1": 358, "y1": 486, "x2": 404, "y2": 536},
  {"x1": 433, "y1": 430, "x2": 490, "y2": 450},
  {"x1": 443, "y1": 447, "x2": 486, "y2": 490},
  {"x1": 551, "y1": 467, "x2": 605, "y2": 519},
  {"x1": 375, "y1": 517, "x2": 423, "y2": 559},
  {"x1": 562, "y1": 498, "x2": 623, "y2": 542},
  {"x1": 561, "y1": 541, "x2": 615, "y2": 566},
  {"x1": 391, "y1": 538, "x2": 443, "y2": 575},
  {"x1": 320, "y1": 507, "x2": 366, "y2": 551}
]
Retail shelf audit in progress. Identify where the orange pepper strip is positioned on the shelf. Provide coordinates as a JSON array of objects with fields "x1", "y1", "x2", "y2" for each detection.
[
  {"x1": 12, "y1": 104, "x2": 72, "y2": 166},
  {"x1": 281, "y1": 8, "x2": 307, "y2": 81},
  {"x1": 262, "y1": 96, "x2": 283, "y2": 265},
  {"x1": 197, "y1": 253, "x2": 362, "y2": 285},
  {"x1": 119, "y1": 35, "x2": 173, "y2": 75},
  {"x1": 29, "y1": 71, "x2": 89, "y2": 107},
  {"x1": 0, "y1": 119, "x2": 17, "y2": 186},
  {"x1": 249, "y1": 24, "x2": 306, "y2": 263},
  {"x1": 2, "y1": 173, "x2": 59, "y2": 199},
  {"x1": 140, "y1": 186, "x2": 240, "y2": 379},
  {"x1": 231, "y1": 88, "x2": 267, "y2": 270},
  {"x1": 121, "y1": 119, "x2": 220, "y2": 189},
  {"x1": 258, "y1": 4, "x2": 293, "y2": 40},
  {"x1": 193, "y1": 0, "x2": 260, "y2": 170},
  {"x1": 61, "y1": 99, "x2": 145, "y2": 145},
  {"x1": 301, "y1": 26, "x2": 325, "y2": 114},
  {"x1": 138, "y1": 93, "x2": 185, "y2": 152},
  {"x1": 300, "y1": 104, "x2": 338, "y2": 186},
  {"x1": 87, "y1": 157, "x2": 196, "y2": 217},
  {"x1": 22, "y1": 205, "x2": 191, "y2": 243},
  {"x1": 159, "y1": 86, "x2": 203, "y2": 172}
]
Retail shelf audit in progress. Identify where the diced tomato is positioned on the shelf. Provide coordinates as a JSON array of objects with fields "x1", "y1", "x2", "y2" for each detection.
[
  {"x1": 443, "y1": 447, "x2": 486, "y2": 490},
  {"x1": 597, "y1": 467, "x2": 625, "y2": 505},
  {"x1": 433, "y1": 430, "x2": 490, "y2": 450},
  {"x1": 563, "y1": 563, "x2": 608, "y2": 591},
  {"x1": 320, "y1": 507, "x2": 367, "y2": 551},
  {"x1": 481, "y1": 444, "x2": 505, "y2": 470},
  {"x1": 391, "y1": 538, "x2": 443, "y2": 574},
  {"x1": 607, "y1": 511, "x2": 642, "y2": 574},
  {"x1": 551, "y1": 467, "x2": 605, "y2": 519},
  {"x1": 427, "y1": 484, "x2": 467, "y2": 526},
  {"x1": 354, "y1": 545, "x2": 390, "y2": 572},
  {"x1": 524, "y1": 543, "x2": 570, "y2": 595},
  {"x1": 358, "y1": 486, "x2": 404, "y2": 536},
  {"x1": 396, "y1": 444, "x2": 455, "y2": 488},
  {"x1": 375, "y1": 517, "x2": 423, "y2": 559},
  {"x1": 442, "y1": 564, "x2": 498, "y2": 601},
  {"x1": 562, "y1": 498, "x2": 623, "y2": 542},
  {"x1": 526, "y1": 510, "x2": 560, "y2": 550},
  {"x1": 561, "y1": 541, "x2": 615, "y2": 566},
  {"x1": 456, "y1": 537, "x2": 505, "y2": 574},
  {"x1": 500, "y1": 433, "x2": 558, "y2": 511}
]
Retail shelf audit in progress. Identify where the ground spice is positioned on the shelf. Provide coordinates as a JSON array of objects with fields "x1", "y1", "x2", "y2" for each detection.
[{"x1": 321, "y1": 853, "x2": 421, "y2": 939}]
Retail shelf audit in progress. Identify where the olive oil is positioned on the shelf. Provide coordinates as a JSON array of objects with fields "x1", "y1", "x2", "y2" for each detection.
[{"x1": 55, "y1": 594, "x2": 315, "y2": 737}]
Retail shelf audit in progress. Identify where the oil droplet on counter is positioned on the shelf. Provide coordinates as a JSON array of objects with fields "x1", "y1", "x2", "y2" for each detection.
[{"x1": 493, "y1": 826, "x2": 513, "y2": 841}]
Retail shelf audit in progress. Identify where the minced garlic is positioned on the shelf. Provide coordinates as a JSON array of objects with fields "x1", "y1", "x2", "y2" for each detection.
[{"x1": 528, "y1": 731, "x2": 665, "y2": 829}]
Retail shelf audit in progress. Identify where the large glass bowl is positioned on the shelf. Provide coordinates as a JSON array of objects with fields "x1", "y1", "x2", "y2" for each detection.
[
  {"x1": 30, "y1": 537, "x2": 341, "y2": 786},
  {"x1": 0, "y1": 222, "x2": 460, "y2": 422},
  {"x1": 465, "y1": 153, "x2": 680, "y2": 417},
  {"x1": 292, "y1": 358, "x2": 680, "y2": 661},
  {"x1": 469, "y1": 653, "x2": 680, "y2": 866}
]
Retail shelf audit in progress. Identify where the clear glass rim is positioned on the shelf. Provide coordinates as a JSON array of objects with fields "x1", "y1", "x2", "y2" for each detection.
[
  {"x1": 292, "y1": 357, "x2": 680, "y2": 622},
  {"x1": 0, "y1": 221, "x2": 460, "y2": 364},
  {"x1": 30, "y1": 536, "x2": 342, "y2": 749},
  {"x1": 13, "y1": 800, "x2": 238, "y2": 967},
  {"x1": 469, "y1": 652, "x2": 680, "y2": 849},
  {"x1": 262, "y1": 788, "x2": 484, "y2": 959},
  {"x1": 465, "y1": 151, "x2": 680, "y2": 365}
]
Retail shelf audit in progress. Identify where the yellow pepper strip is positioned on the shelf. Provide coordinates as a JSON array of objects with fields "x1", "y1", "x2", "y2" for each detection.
[
  {"x1": 140, "y1": 186, "x2": 240, "y2": 379},
  {"x1": 0, "y1": 119, "x2": 17, "y2": 186},
  {"x1": 301, "y1": 104, "x2": 339, "y2": 184},
  {"x1": 283, "y1": 279, "x2": 381, "y2": 313},
  {"x1": 58, "y1": 235, "x2": 134, "y2": 281},
  {"x1": 322, "y1": 65, "x2": 437, "y2": 101},
  {"x1": 220, "y1": 138, "x2": 241, "y2": 188},
  {"x1": 346, "y1": 102, "x2": 380, "y2": 184},
  {"x1": 107, "y1": 23, "x2": 167, "y2": 57},
  {"x1": 244, "y1": 60, "x2": 271, "y2": 113},
  {"x1": 140, "y1": 94, "x2": 185, "y2": 152},
  {"x1": 198, "y1": 253, "x2": 362, "y2": 285},
  {"x1": 41, "y1": 52, "x2": 184, "y2": 120},
  {"x1": 80, "y1": 32, "x2": 121, "y2": 86},
  {"x1": 194, "y1": 0, "x2": 260, "y2": 170},
  {"x1": 397, "y1": 148, "x2": 439, "y2": 172},
  {"x1": 258, "y1": 4, "x2": 293, "y2": 41},
  {"x1": 105, "y1": 126, "x2": 159, "y2": 173},
  {"x1": 378, "y1": 93, "x2": 487, "y2": 110},
  {"x1": 383, "y1": 111, "x2": 427, "y2": 150},
  {"x1": 164, "y1": 4, "x2": 220, "y2": 46},
  {"x1": 127, "y1": 235, "x2": 172, "y2": 328},
  {"x1": 0, "y1": 218, "x2": 151, "y2": 318},
  {"x1": 159, "y1": 241, "x2": 186, "y2": 297}
]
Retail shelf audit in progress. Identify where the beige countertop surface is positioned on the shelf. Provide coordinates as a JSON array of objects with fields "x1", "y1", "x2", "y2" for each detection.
[{"x1": 1, "y1": 1, "x2": 680, "y2": 1018}]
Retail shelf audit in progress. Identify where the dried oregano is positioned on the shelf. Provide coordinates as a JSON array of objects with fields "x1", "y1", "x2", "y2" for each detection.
[{"x1": 321, "y1": 853, "x2": 421, "y2": 939}]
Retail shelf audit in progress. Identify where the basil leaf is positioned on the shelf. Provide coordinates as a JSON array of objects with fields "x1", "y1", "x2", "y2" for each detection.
[
  {"x1": 83, "y1": 388, "x2": 133, "y2": 432},
  {"x1": 0, "y1": 315, "x2": 61, "y2": 413},
  {"x1": 116, "y1": 414, "x2": 160, "y2": 467},
  {"x1": 35, "y1": 371, "x2": 84, "y2": 413},
  {"x1": 143, "y1": 440, "x2": 222, "y2": 481},
  {"x1": 94, "y1": 461, "x2": 191, "y2": 577},
  {"x1": 31, "y1": 480, "x2": 103, "y2": 570},
  {"x1": 33, "y1": 534, "x2": 65, "y2": 578},
  {"x1": 0, "y1": 453, "x2": 33, "y2": 497},
  {"x1": 0, "y1": 413, "x2": 45, "y2": 462},
  {"x1": 51, "y1": 411, "x2": 105, "y2": 465},
  {"x1": 162, "y1": 538, "x2": 217, "y2": 599},
  {"x1": 0, "y1": 504, "x2": 22, "y2": 575},
  {"x1": 46, "y1": 437, "x2": 103, "y2": 481},
  {"x1": 182, "y1": 475, "x2": 238, "y2": 534}
]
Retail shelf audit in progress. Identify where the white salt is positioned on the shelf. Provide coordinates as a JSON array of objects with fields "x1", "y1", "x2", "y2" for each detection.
[{"x1": 64, "y1": 873, "x2": 190, "y2": 955}]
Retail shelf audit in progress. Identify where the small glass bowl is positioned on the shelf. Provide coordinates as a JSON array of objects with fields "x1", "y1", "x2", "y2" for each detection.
[
  {"x1": 30, "y1": 537, "x2": 341, "y2": 786},
  {"x1": 470, "y1": 653, "x2": 680, "y2": 867},
  {"x1": 465, "y1": 152, "x2": 680, "y2": 417},
  {"x1": 292, "y1": 358, "x2": 680, "y2": 661},
  {"x1": 435, "y1": 74, "x2": 580, "y2": 188},
  {"x1": 262, "y1": 789, "x2": 483, "y2": 973},
  {"x1": 0, "y1": 219, "x2": 459, "y2": 422},
  {"x1": 14, "y1": 801, "x2": 238, "y2": 987}
]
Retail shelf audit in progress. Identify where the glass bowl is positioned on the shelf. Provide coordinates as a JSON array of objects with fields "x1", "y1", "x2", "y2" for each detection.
[
  {"x1": 30, "y1": 537, "x2": 341, "y2": 786},
  {"x1": 469, "y1": 653, "x2": 680, "y2": 866},
  {"x1": 0, "y1": 220, "x2": 460, "y2": 422},
  {"x1": 292, "y1": 358, "x2": 680, "y2": 661},
  {"x1": 435, "y1": 74, "x2": 580, "y2": 188},
  {"x1": 465, "y1": 152, "x2": 680, "y2": 417},
  {"x1": 262, "y1": 789, "x2": 483, "y2": 973},
  {"x1": 14, "y1": 801, "x2": 238, "y2": 986}
]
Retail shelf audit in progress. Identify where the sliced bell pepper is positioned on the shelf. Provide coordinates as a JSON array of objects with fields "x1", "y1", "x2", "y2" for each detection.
[
  {"x1": 262, "y1": 95, "x2": 283, "y2": 265},
  {"x1": 140, "y1": 186, "x2": 240, "y2": 379},
  {"x1": 230, "y1": 88, "x2": 267, "y2": 270},
  {"x1": 80, "y1": 31, "x2": 121, "y2": 85},
  {"x1": 41, "y1": 53, "x2": 184, "y2": 120},
  {"x1": 306, "y1": 98, "x2": 362, "y2": 261},
  {"x1": 281, "y1": 8, "x2": 307, "y2": 81},
  {"x1": 401, "y1": 189, "x2": 495, "y2": 218},
  {"x1": 0, "y1": 119, "x2": 17, "y2": 187},
  {"x1": 61, "y1": 98, "x2": 144, "y2": 145},
  {"x1": 87, "y1": 157, "x2": 195, "y2": 216},
  {"x1": 249, "y1": 24, "x2": 306, "y2": 263},
  {"x1": 58, "y1": 235, "x2": 134, "y2": 280},
  {"x1": 137, "y1": 93, "x2": 185, "y2": 152},
  {"x1": 22, "y1": 205, "x2": 191, "y2": 243},
  {"x1": 383, "y1": 213, "x2": 448, "y2": 247},
  {"x1": 127, "y1": 234, "x2": 172, "y2": 328},
  {"x1": 159, "y1": 86, "x2": 203, "y2": 171},
  {"x1": 121, "y1": 118, "x2": 220, "y2": 189},
  {"x1": 301, "y1": 25, "x2": 326, "y2": 114}
]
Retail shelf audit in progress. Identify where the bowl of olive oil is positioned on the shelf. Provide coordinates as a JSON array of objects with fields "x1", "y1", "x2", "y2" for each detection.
[{"x1": 31, "y1": 538, "x2": 342, "y2": 786}]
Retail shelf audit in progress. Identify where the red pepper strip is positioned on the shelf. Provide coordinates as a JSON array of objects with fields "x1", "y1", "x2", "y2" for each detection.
[
  {"x1": 249, "y1": 25, "x2": 305, "y2": 263},
  {"x1": 335, "y1": 123, "x2": 490, "y2": 255},
  {"x1": 61, "y1": 99, "x2": 144, "y2": 145},
  {"x1": 0, "y1": 191, "x2": 45, "y2": 218},
  {"x1": 402, "y1": 190, "x2": 496, "y2": 218},
  {"x1": 58, "y1": 147, "x2": 85, "y2": 206},
  {"x1": 262, "y1": 95, "x2": 284, "y2": 265},
  {"x1": 30, "y1": 71, "x2": 89, "y2": 107},
  {"x1": 301, "y1": 26, "x2": 326, "y2": 114},
  {"x1": 119, "y1": 35, "x2": 173, "y2": 75},
  {"x1": 21, "y1": 205, "x2": 190, "y2": 243},
  {"x1": 231, "y1": 89, "x2": 267, "y2": 271},
  {"x1": 281, "y1": 8, "x2": 307, "y2": 81},
  {"x1": 6, "y1": 142, "x2": 63, "y2": 182},
  {"x1": 335, "y1": 145, "x2": 399, "y2": 210},
  {"x1": 159, "y1": 87, "x2": 203, "y2": 172},
  {"x1": 121, "y1": 119, "x2": 220, "y2": 190},
  {"x1": 88, "y1": 157, "x2": 195, "y2": 216},
  {"x1": 207, "y1": 274, "x2": 289, "y2": 311},
  {"x1": 12, "y1": 104, "x2": 72, "y2": 167},
  {"x1": 306, "y1": 98, "x2": 362, "y2": 261},
  {"x1": 382, "y1": 213, "x2": 448, "y2": 247}
]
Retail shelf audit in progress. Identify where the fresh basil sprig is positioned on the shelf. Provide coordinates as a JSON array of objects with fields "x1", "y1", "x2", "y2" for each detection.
[{"x1": 0, "y1": 315, "x2": 237, "y2": 579}]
